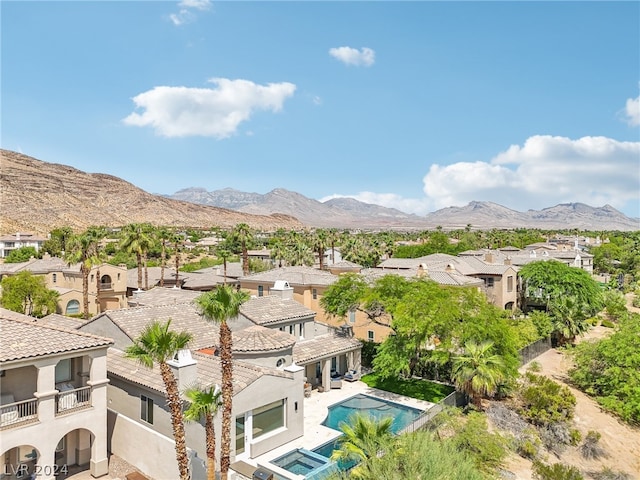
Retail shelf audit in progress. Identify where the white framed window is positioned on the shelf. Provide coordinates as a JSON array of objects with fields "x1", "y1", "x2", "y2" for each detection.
[
  {"x1": 486, "y1": 277, "x2": 495, "y2": 288},
  {"x1": 258, "y1": 285, "x2": 264, "y2": 297},
  {"x1": 367, "y1": 330, "x2": 374, "y2": 341},
  {"x1": 299, "y1": 322, "x2": 305, "y2": 339},
  {"x1": 348, "y1": 310, "x2": 356, "y2": 324},
  {"x1": 507, "y1": 275, "x2": 514, "y2": 292},
  {"x1": 312, "y1": 288, "x2": 317, "y2": 300},
  {"x1": 289, "y1": 324, "x2": 294, "y2": 335},
  {"x1": 141, "y1": 395, "x2": 154, "y2": 424}
]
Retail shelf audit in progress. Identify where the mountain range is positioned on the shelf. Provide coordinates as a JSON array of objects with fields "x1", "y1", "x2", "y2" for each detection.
[
  {"x1": 169, "y1": 187, "x2": 640, "y2": 231},
  {"x1": 1, "y1": 149, "x2": 637, "y2": 234}
]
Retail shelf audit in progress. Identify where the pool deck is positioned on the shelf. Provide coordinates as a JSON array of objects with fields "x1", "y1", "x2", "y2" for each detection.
[{"x1": 248, "y1": 379, "x2": 435, "y2": 471}]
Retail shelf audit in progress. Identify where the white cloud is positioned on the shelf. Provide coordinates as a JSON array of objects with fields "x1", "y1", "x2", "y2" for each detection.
[
  {"x1": 323, "y1": 135, "x2": 639, "y2": 215},
  {"x1": 624, "y1": 95, "x2": 640, "y2": 126},
  {"x1": 123, "y1": 78, "x2": 296, "y2": 138},
  {"x1": 178, "y1": 0, "x2": 212, "y2": 10},
  {"x1": 422, "y1": 135, "x2": 640, "y2": 211},
  {"x1": 329, "y1": 46, "x2": 375, "y2": 67},
  {"x1": 170, "y1": 0, "x2": 211, "y2": 26}
]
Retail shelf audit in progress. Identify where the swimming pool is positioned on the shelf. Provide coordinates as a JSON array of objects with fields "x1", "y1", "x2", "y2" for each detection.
[
  {"x1": 321, "y1": 393, "x2": 423, "y2": 434},
  {"x1": 271, "y1": 449, "x2": 330, "y2": 476}
]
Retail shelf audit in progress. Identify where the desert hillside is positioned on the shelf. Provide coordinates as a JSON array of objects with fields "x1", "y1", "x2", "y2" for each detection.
[{"x1": 0, "y1": 150, "x2": 303, "y2": 234}]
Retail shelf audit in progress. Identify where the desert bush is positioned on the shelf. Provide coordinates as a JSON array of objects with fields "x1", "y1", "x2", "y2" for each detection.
[
  {"x1": 568, "y1": 428, "x2": 581, "y2": 446},
  {"x1": 519, "y1": 373, "x2": 576, "y2": 426},
  {"x1": 532, "y1": 461, "x2": 584, "y2": 480},
  {"x1": 600, "y1": 319, "x2": 615, "y2": 328},
  {"x1": 539, "y1": 422, "x2": 572, "y2": 456},
  {"x1": 527, "y1": 361, "x2": 542, "y2": 373},
  {"x1": 579, "y1": 430, "x2": 607, "y2": 460}
]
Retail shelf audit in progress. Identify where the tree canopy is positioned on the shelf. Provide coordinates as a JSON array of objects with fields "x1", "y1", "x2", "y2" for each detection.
[
  {"x1": 0, "y1": 271, "x2": 59, "y2": 317},
  {"x1": 4, "y1": 246, "x2": 40, "y2": 263}
]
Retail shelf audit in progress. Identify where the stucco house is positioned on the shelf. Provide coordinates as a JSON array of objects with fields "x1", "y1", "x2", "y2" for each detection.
[
  {"x1": 0, "y1": 308, "x2": 113, "y2": 480},
  {"x1": 0, "y1": 256, "x2": 128, "y2": 317},
  {"x1": 77, "y1": 282, "x2": 361, "y2": 480},
  {"x1": 0, "y1": 233, "x2": 47, "y2": 258}
]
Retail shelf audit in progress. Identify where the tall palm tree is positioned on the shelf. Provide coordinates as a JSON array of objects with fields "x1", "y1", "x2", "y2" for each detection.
[
  {"x1": 330, "y1": 414, "x2": 394, "y2": 478},
  {"x1": 215, "y1": 246, "x2": 232, "y2": 284},
  {"x1": 120, "y1": 223, "x2": 153, "y2": 291},
  {"x1": 173, "y1": 231, "x2": 184, "y2": 288},
  {"x1": 125, "y1": 320, "x2": 193, "y2": 480},
  {"x1": 451, "y1": 340, "x2": 507, "y2": 409},
  {"x1": 156, "y1": 227, "x2": 172, "y2": 287},
  {"x1": 65, "y1": 226, "x2": 105, "y2": 319},
  {"x1": 312, "y1": 229, "x2": 328, "y2": 270},
  {"x1": 232, "y1": 223, "x2": 253, "y2": 276},
  {"x1": 196, "y1": 286, "x2": 250, "y2": 480},
  {"x1": 269, "y1": 238, "x2": 287, "y2": 268},
  {"x1": 184, "y1": 384, "x2": 222, "y2": 480}
]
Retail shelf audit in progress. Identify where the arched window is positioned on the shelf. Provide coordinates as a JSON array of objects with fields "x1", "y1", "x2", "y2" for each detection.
[
  {"x1": 100, "y1": 275, "x2": 112, "y2": 289},
  {"x1": 65, "y1": 300, "x2": 80, "y2": 315}
]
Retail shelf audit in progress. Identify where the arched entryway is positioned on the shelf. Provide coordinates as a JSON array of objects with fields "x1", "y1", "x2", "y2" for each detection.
[
  {"x1": 1, "y1": 444, "x2": 39, "y2": 480},
  {"x1": 54, "y1": 428, "x2": 95, "y2": 478}
]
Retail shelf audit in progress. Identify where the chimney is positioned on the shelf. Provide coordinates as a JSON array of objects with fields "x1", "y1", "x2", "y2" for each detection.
[
  {"x1": 445, "y1": 263, "x2": 455, "y2": 273},
  {"x1": 484, "y1": 252, "x2": 495, "y2": 263},
  {"x1": 167, "y1": 349, "x2": 198, "y2": 392},
  {"x1": 417, "y1": 263, "x2": 428, "y2": 278},
  {"x1": 15, "y1": 232, "x2": 20, "y2": 241},
  {"x1": 272, "y1": 280, "x2": 293, "y2": 300},
  {"x1": 504, "y1": 256, "x2": 512, "y2": 265}
]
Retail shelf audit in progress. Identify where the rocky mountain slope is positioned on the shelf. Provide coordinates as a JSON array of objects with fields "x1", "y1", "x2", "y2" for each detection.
[
  {"x1": 171, "y1": 188, "x2": 639, "y2": 231},
  {"x1": 0, "y1": 150, "x2": 303, "y2": 234}
]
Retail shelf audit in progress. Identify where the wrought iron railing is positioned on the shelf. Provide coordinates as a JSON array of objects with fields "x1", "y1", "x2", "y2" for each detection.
[
  {"x1": 56, "y1": 386, "x2": 92, "y2": 415},
  {"x1": 0, "y1": 397, "x2": 38, "y2": 429}
]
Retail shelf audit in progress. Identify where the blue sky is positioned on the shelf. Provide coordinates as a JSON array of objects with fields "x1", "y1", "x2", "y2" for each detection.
[{"x1": 3, "y1": 1, "x2": 639, "y2": 218}]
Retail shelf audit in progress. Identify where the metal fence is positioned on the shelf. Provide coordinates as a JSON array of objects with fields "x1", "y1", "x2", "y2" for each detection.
[
  {"x1": 400, "y1": 390, "x2": 466, "y2": 434},
  {"x1": 518, "y1": 336, "x2": 552, "y2": 366}
]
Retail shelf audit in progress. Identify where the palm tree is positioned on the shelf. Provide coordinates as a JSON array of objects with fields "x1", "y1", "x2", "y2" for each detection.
[
  {"x1": 173, "y1": 231, "x2": 185, "y2": 288},
  {"x1": 451, "y1": 340, "x2": 507, "y2": 409},
  {"x1": 120, "y1": 223, "x2": 153, "y2": 291},
  {"x1": 215, "y1": 246, "x2": 232, "y2": 284},
  {"x1": 269, "y1": 239, "x2": 287, "y2": 268},
  {"x1": 184, "y1": 384, "x2": 222, "y2": 480},
  {"x1": 156, "y1": 227, "x2": 172, "y2": 287},
  {"x1": 232, "y1": 223, "x2": 253, "y2": 276},
  {"x1": 312, "y1": 229, "x2": 328, "y2": 270},
  {"x1": 125, "y1": 320, "x2": 193, "y2": 480},
  {"x1": 65, "y1": 226, "x2": 105, "y2": 319},
  {"x1": 196, "y1": 286, "x2": 250, "y2": 480},
  {"x1": 330, "y1": 414, "x2": 394, "y2": 478},
  {"x1": 551, "y1": 296, "x2": 590, "y2": 345}
]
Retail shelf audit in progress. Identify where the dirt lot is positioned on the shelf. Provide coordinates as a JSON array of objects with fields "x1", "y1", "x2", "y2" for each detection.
[{"x1": 501, "y1": 325, "x2": 640, "y2": 479}]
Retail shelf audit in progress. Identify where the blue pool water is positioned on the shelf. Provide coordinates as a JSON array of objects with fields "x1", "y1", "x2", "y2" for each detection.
[
  {"x1": 272, "y1": 449, "x2": 330, "y2": 476},
  {"x1": 270, "y1": 395, "x2": 423, "y2": 479},
  {"x1": 321, "y1": 393, "x2": 423, "y2": 434}
]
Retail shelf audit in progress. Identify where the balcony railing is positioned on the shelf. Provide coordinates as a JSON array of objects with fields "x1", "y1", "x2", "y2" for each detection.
[
  {"x1": 56, "y1": 386, "x2": 92, "y2": 415},
  {"x1": 0, "y1": 398, "x2": 38, "y2": 429},
  {"x1": 99, "y1": 282, "x2": 112, "y2": 290}
]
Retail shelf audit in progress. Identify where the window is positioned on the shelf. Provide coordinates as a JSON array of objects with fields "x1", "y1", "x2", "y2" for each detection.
[
  {"x1": 507, "y1": 275, "x2": 514, "y2": 292},
  {"x1": 348, "y1": 310, "x2": 356, "y2": 324},
  {"x1": 312, "y1": 288, "x2": 317, "y2": 300},
  {"x1": 485, "y1": 278, "x2": 495, "y2": 288},
  {"x1": 117, "y1": 273, "x2": 121, "y2": 280},
  {"x1": 289, "y1": 324, "x2": 294, "y2": 335},
  {"x1": 368, "y1": 330, "x2": 374, "y2": 341},
  {"x1": 65, "y1": 299, "x2": 80, "y2": 315},
  {"x1": 52, "y1": 273, "x2": 57, "y2": 283},
  {"x1": 299, "y1": 322, "x2": 305, "y2": 339},
  {"x1": 331, "y1": 357, "x2": 337, "y2": 371},
  {"x1": 276, "y1": 358, "x2": 285, "y2": 368},
  {"x1": 258, "y1": 285, "x2": 264, "y2": 297},
  {"x1": 141, "y1": 395, "x2": 154, "y2": 424},
  {"x1": 55, "y1": 359, "x2": 72, "y2": 383},
  {"x1": 252, "y1": 399, "x2": 284, "y2": 439}
]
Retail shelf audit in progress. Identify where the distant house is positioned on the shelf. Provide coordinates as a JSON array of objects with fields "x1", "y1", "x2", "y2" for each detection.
[
  {"x1": 0, "y1": 256, "x2": 128, "y2": 317},
  {"x1": 1, "y1": 308, "x2": 113, "y2": 479},
  {"x1": 0, "y1": 232, "x2": 47, "y2": 258}
]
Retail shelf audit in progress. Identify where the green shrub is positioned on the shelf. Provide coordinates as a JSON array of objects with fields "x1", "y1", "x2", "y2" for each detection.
[
  {"x1": 569, "y1": 428, "x2": 582, "y2": 446},
  {"x1": 601, "y1": 319, "x2": 615, "y2": 328},
  {"x1": 447, "y1": 412, "x2": 509, "y2": 472},
  {"x1": 590, "y1": 467, "x2": 633, "y2": 480},
  {"x1": 532, "y1": 461, "x2": 584, "y2": 480},
  {"x1": 527, "y1": 361, "x2": 542, "y2": 373},
  {"x1": 519, "y1": 373, "x2": 576, "y2": 426}
]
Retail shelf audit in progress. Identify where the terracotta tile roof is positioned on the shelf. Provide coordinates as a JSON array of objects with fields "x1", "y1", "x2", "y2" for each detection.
[
  {"x1": 240, "y1": 295, "x2": 316, "y2": 326},
  {"x1": 85, "y1": 302, "x2": 221, "y2": 350},
  {"x1": 37, "y1": 313, "x2": 87, "y2": 330},
  {"x1": 293, "y1": 333, "x2": 361, "y2": 365},
  {"x1": 233, "y1": 325, "x2": 296, "y2": 353},
  {"x1": 0, "y1": 257, "x2": 68, "y2": 274},
  {"x1": 107, "y1": 348, "x2": 291, "y2": 395},
  {"x1": 0, "y1": 316, "x2": 113, "y2": 363},
  {"x1": 128, "y1": 287, "x2": 201, "y2": 307},
  {"x1": 239, "y1": 266, "x2": 337, "y2": 286}
]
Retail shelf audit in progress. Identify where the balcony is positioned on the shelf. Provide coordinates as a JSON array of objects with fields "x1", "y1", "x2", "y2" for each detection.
[
  {"x1": 0, "y1": 397, "x2": 38, "y2": 429},
  {"x1": 99, "y1": 282, "x2": 113, "y2": 290},
  {"x1": 55, "y1": 385, "x2": 92, "y2": 415}
]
